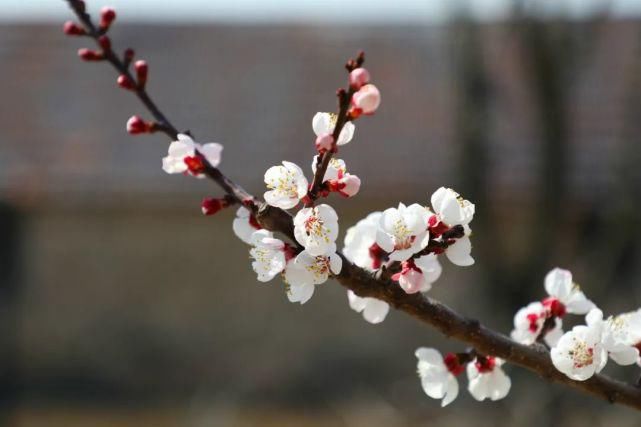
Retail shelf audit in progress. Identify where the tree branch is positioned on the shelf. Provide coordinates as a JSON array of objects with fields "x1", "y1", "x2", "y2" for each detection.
[{"x1": 64, "y1": 0, "x2": 641, "y2": 411}]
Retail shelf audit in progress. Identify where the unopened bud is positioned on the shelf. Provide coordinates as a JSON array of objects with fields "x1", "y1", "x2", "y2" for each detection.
[
  {"x1": 99, "y1": 7, "x2": 116, "y2": 31},
  {"x1": 201, "y1": 198, "x2": 230, "y2": 216},
  {"x1": 126, "y1": 115, "x2": 153, "y2": 134},
  {"x1": 338, "y1": 174, "x2": 361, "y2": 197},
  {"x1": 134, "y1": 60, "x2": 148, "y2": 87},
  {"x1": 124, "y1": 48, "x2": 135, "y2": 62},
  {"x1": 98, "y1": 35, "x2": 111, "y2": 51},
  {"x1": 351, "y1": 84, "x2": 380, "y2": 116},
  {"x1": 117, "y1": 74, "x2": 136, "y2": 90},
  {"x1": 63, "y1": 21, "x2": 85, "y2": 36},
  {"x1": 315, "y1": 133, "x2": 334, "y2": 153},
  {"x1": 349, "y1": 68, "x2": 370, "y2": 90},
  {"x1": 78, "y1": 48, "x2": 104, "y2": 61}
]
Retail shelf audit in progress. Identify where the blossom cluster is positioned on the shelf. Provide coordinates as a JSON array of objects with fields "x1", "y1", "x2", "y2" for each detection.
[
  {"x1": 343, "y1": 187, "x2": 475, "y2": 324},
  {"x1": 511, "y1": 267, "x2": 641, "y2": 381},
  {"x1": 415, "y1": 348, "x2": 511, "y2": 406}
]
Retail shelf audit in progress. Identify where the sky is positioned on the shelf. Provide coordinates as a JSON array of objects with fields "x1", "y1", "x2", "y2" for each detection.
[{"x1": 2, "y1": 0, "x2": 641, "y2": 23}]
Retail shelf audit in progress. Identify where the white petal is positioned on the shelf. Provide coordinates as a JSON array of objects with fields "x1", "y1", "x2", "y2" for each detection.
[
  {"x1": 347, "y1": 290, "x2": 367, "y2": 312},
  {"x1": 287, "y1": 283, "x2": 315, "y2": 304},
  {"x1": 198, "y1": 142, "x2": 223, "y2": 167},
  {"x1": 609, "y1": 346, "x2": 640, "y2": 366},
  {"x1": 312, "y1": 112, "x2": 331, "y2": 136},
  {"x1": 544, "y1": 268, "x2": 573, "y2": 300},
  {"x1": 336, "y1": 121, "x2": 355, "y2": 145},
  {"x1": 362, "y1": 299, "x2": 389, "y2": 324},
  {"x1": 329, "y1": 253, "x2": 343, "y2": 275},
  {"x1": 441, "y1": 375, "x2": 459, "y2": 407},
  {"x1": 445, "y1": 236, "x2": 474, "y2": 266}
]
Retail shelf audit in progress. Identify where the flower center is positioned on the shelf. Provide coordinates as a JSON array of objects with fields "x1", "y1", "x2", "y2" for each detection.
[
  {"x1": 267, "y1": 167, "x2": 298, "y2": 198},
  {"x1": 568, "y1": 340, "x2": 594, "y2": 368},
  {"x1": 306, "y1": 256, "x2": 331, "y2": 279},
  {"x1": 475, "y1": 356, "x2": 496, "y2": 373},
  {"x1": 304, "y1": 212, "x2": 330, "y2": 243},
  {"x1": 392, "y1": 219, "x2": 414, "y2": 250}
]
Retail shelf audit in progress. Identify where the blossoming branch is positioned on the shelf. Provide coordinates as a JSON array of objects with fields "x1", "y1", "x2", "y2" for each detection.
[{"x1": 62, "y1": 0, "x2": 641, "y2": 411}]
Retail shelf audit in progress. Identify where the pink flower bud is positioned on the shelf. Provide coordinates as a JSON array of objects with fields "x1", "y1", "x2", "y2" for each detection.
[
  {"x1": 338, "y1": 174, "x2": 361, "y2": 197},
  {"x1": 351, "y1": 84, "x2": 381, "y2": 115},
  {"x1": 126, "y1": 115, "x2": 152, "y2": 134},
  {"x1": 134, "y1": 60, "x2": 148, "y2": 87},
  {"x1": 201, "y1": 198, "x2": 229, "y2": 216},
  {"x1": 99, "y1": 7, "x2": 116, "y2": 31},
  {"x1": 349, "y1": 68, "x2": 370, "y2": 90},
  {"x1": 63, "y1": 21, "x2": 85, "y2": 36},
  {"x1": 78, "y1": 48, "x2": 104, "y2": 61},
  {"x1": 117, "y1": 74, "x2": 136, "y2": 90},
  {"x1": 98, "y1": 35, "x2": 111, "y2": 51},
  {"x1": 392, "y1": 261, "x2": 424, "y2": 294},
  {"x1": 315, "y1": 133, "x2": 334, "y2": 153}
]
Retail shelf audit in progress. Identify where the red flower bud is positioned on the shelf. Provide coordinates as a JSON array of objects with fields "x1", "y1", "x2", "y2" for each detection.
[
  {"x1": 99, "y1": 7, "x2": 116, "y2": 31},
  {"x1": 134, "y1": 60, "x2": 148, "y2": 87},
  {"x1": 117, "y1": 74, "x2": 136, "y2": 90},
  {"x1": 126, "y1": 115, "x2": 153, "y2": 134},
  {"x1": 201, "y1": 198, "x2": 229, "y2": 216},
  {"x1": 78, "y1": 48, "x2": 104, "y2": 61},
  {"x1": 63, "y1": 21, "x2": 85, "y2": 36},
  {"x1": 124, "y1": 48, "x2": 135, "y2": 60},
  {"x1": 98, "y1": 35, "x2": 111, "y2": 51}
]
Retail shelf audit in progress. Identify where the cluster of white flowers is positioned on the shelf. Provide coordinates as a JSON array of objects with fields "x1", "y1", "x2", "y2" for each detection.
[
  {"x1": 551, "y1": 307, "x2": 641, "y2": 381},
  {"x1": 415, "y1": 348, "x2": 511, "y2": 407},
  {"x1": 342, "y1": 187, "x2": 475, "y2": 324},
  {"x1": 510, "y1": 268, "x2": 641, "y2": 381},
  {"x1": 510, "y1": 268, "x2": 595, "y2": 347},
  {"x1": 152, "y1": 58, "x2": 641, "y2": 411}
]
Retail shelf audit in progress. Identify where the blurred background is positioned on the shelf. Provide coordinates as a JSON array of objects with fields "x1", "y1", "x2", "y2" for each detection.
[{"x1": 1, "y1": 0, "x2": 641, "y2": 425}]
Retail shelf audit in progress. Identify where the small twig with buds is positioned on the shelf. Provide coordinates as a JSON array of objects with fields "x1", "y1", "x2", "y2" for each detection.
[{"x1": 62, "y1": 2, "x2": 641, "y2": 412}]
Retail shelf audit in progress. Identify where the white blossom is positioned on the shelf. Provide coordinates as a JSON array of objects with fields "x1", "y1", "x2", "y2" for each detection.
[
  {"x1": 588, "y1": 308, "x2": 641, "y2": 366},
  {"x1": 283, "y1": 250, "x2": 342, "y2": 304},
  {"x1": 428, "y1": 187, "x2": 475, "y2": 266},
  {"x1": 375, "y1": 203, "x2": 430, "y2": 262},
  {"x1": 264, "y1": 161, "x2": 308, "y2": 209},
  {"x1": 510, "y1": 301, "x2": 563, "y2": 346},
  {"x1": 544, "y1": 268, "x2": 595, "y2": 315},
  {"x1": 293, "y1": 204, "x2": 339, "y2": 256},
  {"x1": 312, "y1": 112, "x2": 355, "y2": 146},
  {"x1": 249, "y1": 230, "x2": 287, "y2": 282},
  {"x1": 430, "y1": 187, "x2": 475, "y2": 227},
  {"x1": 162, "y1": 133, "x2": 222, "y2": 175},
  {"x1": 347, "y1": 290, "x2": 389, "y2": 324},
  {"x1": 311, "y1": 156, "x2": 362, "y2": 198},
  {"x1": 415, "y1": 348, "x2": 459, "y2": 407},
  {"x1": 311, "y1": 156, "x2": 346, "y2": 182},
  {"x1": 551, "y1": 309, "x2": 608, "y2": 381},
  {"x1": 466, "y1": 357, "x2": 511, "y2": 401},
  {"x1": 343, "y1": 212, "x2": 384, "y2": 271},
  {"x1": 232, "y1": 206, "x2": 261, "y2": 244}
]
